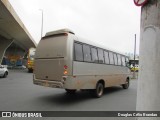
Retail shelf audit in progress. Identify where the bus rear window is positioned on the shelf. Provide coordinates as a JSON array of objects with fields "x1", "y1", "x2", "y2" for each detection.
[{"x1": 35, "y1": 35, "x2": 67, "y2": 58}]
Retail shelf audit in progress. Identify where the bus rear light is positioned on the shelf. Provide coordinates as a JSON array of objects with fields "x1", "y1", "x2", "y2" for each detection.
[
  {"x1": 64, "y1": 70, "x2": 68, "y2": 75},
  {"x1": 64, "y1": 65, "x2": 68, "y2": 69},
  {"x1": 63, "y1": 65, "x2": 68, "y2": 75}
]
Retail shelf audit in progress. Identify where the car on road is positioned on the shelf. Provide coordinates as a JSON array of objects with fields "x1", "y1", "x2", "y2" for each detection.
[{"x1": 0, "y1": 65, "x2": 8, "y2": 78}]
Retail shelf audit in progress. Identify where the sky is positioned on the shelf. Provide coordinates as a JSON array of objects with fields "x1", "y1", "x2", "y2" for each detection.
[{"x1": 8, "y1": 0, "x2": 141, "y2": 54}]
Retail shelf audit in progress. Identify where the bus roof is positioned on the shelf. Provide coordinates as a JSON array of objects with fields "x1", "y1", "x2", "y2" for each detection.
[
  {"x1": 45, "y1": 28, "x2": 75, "y2": 37},
  {"x1": 44, "y1": 28, "x2": 128, "y2": 57}
]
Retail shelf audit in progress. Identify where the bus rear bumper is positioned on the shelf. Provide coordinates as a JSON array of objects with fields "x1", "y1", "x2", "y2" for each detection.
[{"x1": 33, "y1": 75, "x2": 63, "y2": 88}]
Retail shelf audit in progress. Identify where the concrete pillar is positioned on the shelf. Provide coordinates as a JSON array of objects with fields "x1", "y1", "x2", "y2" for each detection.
[
  {"x1": 0, "y1": 36, "x2": 13, "y2": 63},
  {"x1": 136, "y1": 0, "x2": 160, "y2": 120},
  {"x1": 4, "y1": 42, "x2": 27, "y2": 66}
]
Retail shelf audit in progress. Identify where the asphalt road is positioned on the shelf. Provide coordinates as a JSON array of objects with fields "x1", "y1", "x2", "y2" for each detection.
[{"x1": 0, "y1": 69, "x2": 137, "y2": 120}]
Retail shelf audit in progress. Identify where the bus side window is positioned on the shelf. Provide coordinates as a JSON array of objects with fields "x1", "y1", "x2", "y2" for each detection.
[
  {"x1": 109, "y1": 52, "x2": 114, "y2": 65},
  {"x1": 98, "y1": 48, "x2": 104, "y2": 64},
  {"x1": 113, "y1": 53, "x2": 118, "y2": 65},
  {"x1": 104, "y1": 51, "x2": 109, "y2": 64},
  {"x1": 117, "y1": 54, "x2": 122, "y2": 66},
  {"x1": 125, "y1": 57, "x2": 130, "y2": 67},
  {"x1": 121, "y1": 56, "x2": 126, "y2": 66},
  {"x1": 83, "y1": 44, "x2": 91, "y2": 62},
  {"x1": 74, "y1": 43, "x2": 83, "y2": 61},
  {"x1": 91, "y1": 47, "x2": 98, "y2": 63}
]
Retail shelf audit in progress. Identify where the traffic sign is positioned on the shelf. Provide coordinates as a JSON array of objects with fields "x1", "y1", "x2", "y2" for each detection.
[{"x1": 134, "y1": 0, "x2": 148, "y2": 6}]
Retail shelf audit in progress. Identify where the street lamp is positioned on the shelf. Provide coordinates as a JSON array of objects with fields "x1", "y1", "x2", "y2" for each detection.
[
  {"x1": 39, "y1": 9, "x2": 43, "y2": 39},
  {"x1": 133, "y1": 34, "x2": 137, "y2": 79}
]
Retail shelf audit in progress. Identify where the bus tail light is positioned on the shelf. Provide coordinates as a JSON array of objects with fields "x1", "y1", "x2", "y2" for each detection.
[
  {"x1": 64, "y1": 65, "x2": 68, "y2": 69},
  {"x1": 63, "y1": 65, "x2": 68, "y2": 75},
  {"x1": 64, "y1": 70, "x2": 68, "y2": 75}
]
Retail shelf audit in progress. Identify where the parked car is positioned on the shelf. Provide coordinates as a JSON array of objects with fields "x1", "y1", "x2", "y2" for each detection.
[{"x1": 0, "y1": 65, "x2": 8, "y2": 78}]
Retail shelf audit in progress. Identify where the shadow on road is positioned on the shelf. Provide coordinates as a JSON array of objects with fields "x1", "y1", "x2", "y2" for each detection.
[{"x1": 37, "y1": 86, "x2": 123, "y2": 105}]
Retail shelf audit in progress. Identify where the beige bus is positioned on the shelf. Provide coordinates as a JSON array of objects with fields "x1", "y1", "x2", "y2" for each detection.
[{"x1": 33, "y1": 29, "x2": 131, "y2": 97}]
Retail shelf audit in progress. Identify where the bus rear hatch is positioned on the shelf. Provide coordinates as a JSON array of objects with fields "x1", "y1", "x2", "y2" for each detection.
[{"x1": 34, "y1": 34, "x2": 67, "y2": 81}]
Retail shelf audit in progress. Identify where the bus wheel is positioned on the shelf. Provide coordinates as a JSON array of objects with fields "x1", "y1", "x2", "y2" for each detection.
[
  {"x1": 92, "y1": 82, "x2": 104, "y2": 98},
  {"x1": 122, "y1": 78, "x2": 130, "y2": 89},
  {"x1": 28, "y1": 69, "x2": 33, "y2": 73},
  {"x1": 65, "y1": 89, "x2": 76, "y2": 94}
]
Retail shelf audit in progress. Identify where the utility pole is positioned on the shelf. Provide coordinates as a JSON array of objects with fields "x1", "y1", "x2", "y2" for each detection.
[
  {"x1": 133, "y1": 34, "x2": 136, "y2": 79},
  {"x1": 39, "y1": 9, "x2": 43, "y2": 39},
  {"x1": 136, "y1": 0, "x2": 160, "y2": 119}
]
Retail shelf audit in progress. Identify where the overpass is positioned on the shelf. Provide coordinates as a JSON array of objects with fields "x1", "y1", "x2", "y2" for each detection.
[{"x1": 0, "y1": 0, "x2": 36, "y2": 67}]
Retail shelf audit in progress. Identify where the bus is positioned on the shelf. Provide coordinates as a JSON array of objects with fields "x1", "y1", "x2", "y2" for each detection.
[
  {"x1": 33, "y1": 29, "x2": 131, "y2": 97},
  {"x1": 27, "y1": 48, "x2": 36, "y2": 72}
]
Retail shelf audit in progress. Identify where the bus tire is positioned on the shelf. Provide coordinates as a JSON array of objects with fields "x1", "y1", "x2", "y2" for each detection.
[
  {"x1": 28, "y1": 69, "x2": 33, "y2": 73},
  {"x1": 92, "y1": 82, "x2": 104, "y2": 98},
  {"x1": 65, "y1": 89, "x2": 76, "y2": 94},
  {"x1": 122, "y1": 78, "x2": 130, "y2": 89}
]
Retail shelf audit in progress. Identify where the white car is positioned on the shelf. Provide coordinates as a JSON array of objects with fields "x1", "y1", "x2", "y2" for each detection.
[{"x1": 0, "y1": 65, "x2": 8, "y2": 78}]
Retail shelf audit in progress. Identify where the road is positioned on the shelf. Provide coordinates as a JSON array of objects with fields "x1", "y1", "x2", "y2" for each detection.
[{"x1": 0, "y1": 69, "x2": 137, "y2": 120}]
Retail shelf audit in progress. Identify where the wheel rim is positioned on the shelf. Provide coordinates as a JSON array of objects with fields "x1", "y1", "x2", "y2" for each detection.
[
  {"x1": 126, "y1": 80, "x2": 129, "y2": 87},
  {"x1": 97, "y1": 84, "x2": 103, "y2": 96}
]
